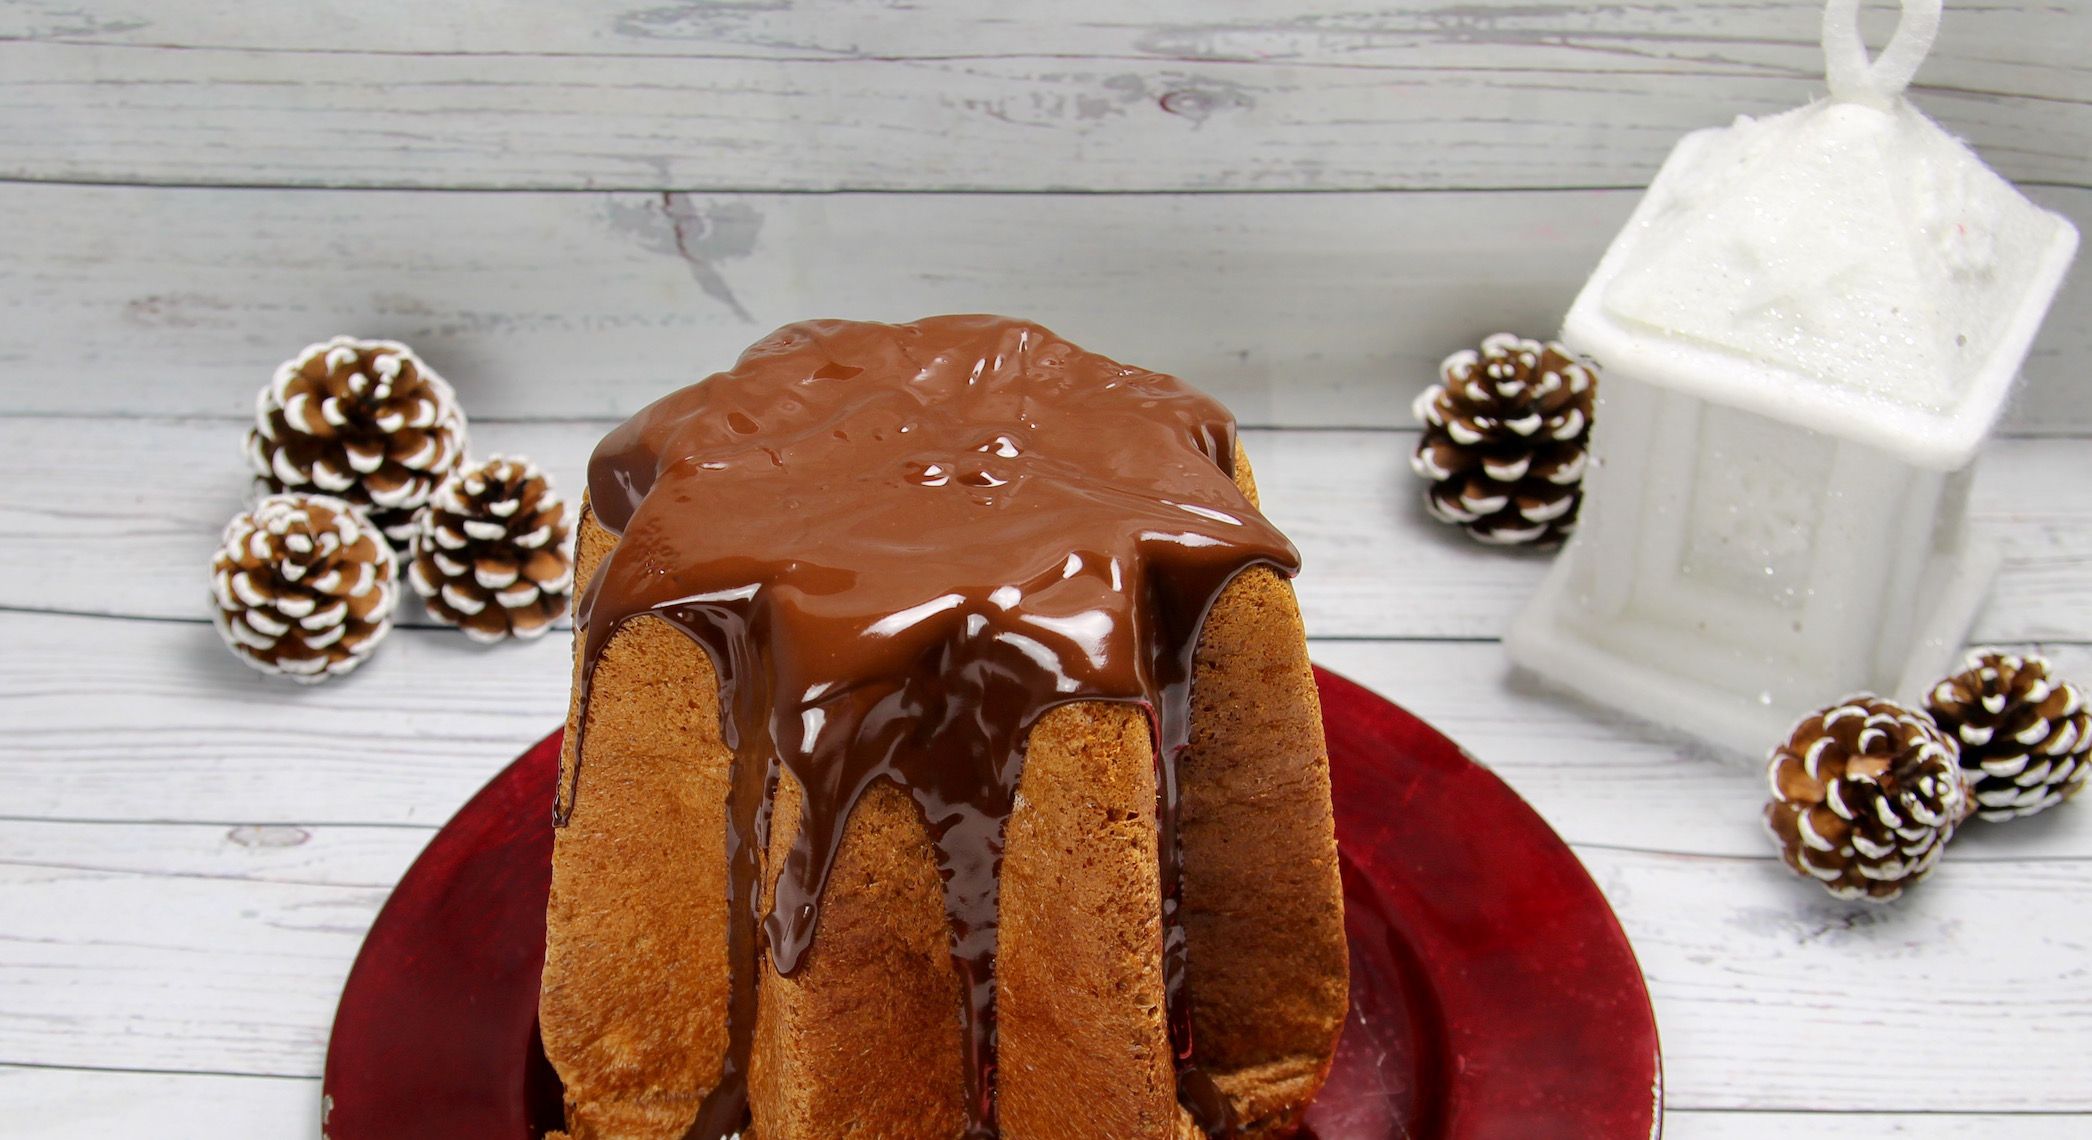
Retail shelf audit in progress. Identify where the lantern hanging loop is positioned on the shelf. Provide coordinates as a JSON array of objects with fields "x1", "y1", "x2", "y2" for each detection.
[{"x1": 1821, "y1": 0, "x2": 1942, "y2": 109}]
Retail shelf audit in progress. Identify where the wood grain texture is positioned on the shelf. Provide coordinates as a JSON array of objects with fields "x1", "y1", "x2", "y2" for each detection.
[
  {"x1": 5, "y1": 606, "x2": 2086, "y2": 865},
  {"x1": 1, "y1": 818, "x2": 2086, "y2": 1114},
  {"x1": 4, "y1": 418, "x2": 2086, "y2": 643},
  {"x1": 0, "y1": 614, "x2": 566, "y2": 829},
  {"x1": 1662, "y1": 1114, "x2": 2092, "y2": 1140},
  {"x1": 1611, "y1": 849, "x2": 2092, "y2": 1113},
  {"x1": 0, "y1": 841, "x2": 395, "y2": 1078},
  {"x1": 9, "y1": 0, "x2": 2086, "y2": 80},
  {"x1": 1, "y1": 2, "x2": 2085, "y2": 190},
  {"x1": 0, "y1": 1068, "x2": 319, "y2": 1137},
  {"x1": 2, "y1": 182, "x2": 2087, "y2": 431}
]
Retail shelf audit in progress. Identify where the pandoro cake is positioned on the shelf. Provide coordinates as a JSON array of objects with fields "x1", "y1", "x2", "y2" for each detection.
[{"x1": 541, "y1": 315, "x2": 1348, "y2": 1139}]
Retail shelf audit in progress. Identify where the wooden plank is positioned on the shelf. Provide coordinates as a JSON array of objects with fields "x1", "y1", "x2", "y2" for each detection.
[
  {"x1": 1, "y1": 2, "x2": 2084, "y2": 190},
  {"x1": 0, "y1": 182, "x2": 1642, "y2": 427},
  {"x1": 0, "y1": 819, "x2": 427, "y2": 887},
  {"x1": 0, "y1": 861, "x2": 385, "y2": 1078},
  {"x1": 2, "y1": 418, "x2": 2087, "y2": 643},
  {"x1": 1663, "y1": 1113, "x2": 2091, "y2": 1139},
  {"x1": 1615, "y1": 850, "x2": 2092, "y2": 1114},
  {"x1": 8, "y1": 0, "x2": 2085, "y2": 87},
  {"x1": 0, "y1": 615, "x2": 569, "y2": 829},
  {"x1": 1, "y1": 819, "x2": 2085, "y2": 1111},
  {"x1": 2, "y1": 183, "x2": 2084, "y2": 431},
  {"x1": 4, "y1": 607, "x2": 2087, "y2": 864},
  {"x1": 0, "y1": 1068, "x2": 318, "y2": 1138}
]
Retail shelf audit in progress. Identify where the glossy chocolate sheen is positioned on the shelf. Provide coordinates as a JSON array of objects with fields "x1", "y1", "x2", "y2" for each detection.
[{"x1": 564, "y1": 315, "x2": 1300, "y2": 1139}]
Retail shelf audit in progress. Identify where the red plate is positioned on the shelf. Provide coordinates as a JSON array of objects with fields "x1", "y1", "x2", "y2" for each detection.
[{"x1": 322, "y1": 667, "x2": 1661, "y2": 1138}]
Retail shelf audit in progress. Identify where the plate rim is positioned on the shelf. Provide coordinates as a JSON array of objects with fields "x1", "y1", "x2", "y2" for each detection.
[{"x1": 1310, "y1": 665, "x2": 1663, "y2": 1140}]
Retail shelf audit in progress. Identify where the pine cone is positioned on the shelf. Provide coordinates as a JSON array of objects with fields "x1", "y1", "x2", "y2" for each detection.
[
  {"x1": 407, "y1": 456, "x2": 573, "y2": 643},
  {"x1": 1925, "y1": 651, "x2": 2089, "y2": 821},
  {"x1": 210, "y1": 493, "x2": 399, "y2": 682},
  {"x1": 1412, "y1": 333, "x2": 1596, "y2": 546},
  {"x1": 1763, "y1": 695, "x2": 1972, "y2": 902},
  {"x1": 246, "y1": 336, "x2": 467, "y2": 546}
]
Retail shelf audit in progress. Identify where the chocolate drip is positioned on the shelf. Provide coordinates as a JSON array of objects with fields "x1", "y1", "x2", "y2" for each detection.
[{"x1": 561, "y1": 316, "x2": 1298, "y2": 1138}]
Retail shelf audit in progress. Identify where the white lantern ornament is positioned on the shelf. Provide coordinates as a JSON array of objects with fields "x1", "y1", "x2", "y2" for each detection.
[{"x1": 1506, "y1": 0, "x2": 2079, "y2": 755}]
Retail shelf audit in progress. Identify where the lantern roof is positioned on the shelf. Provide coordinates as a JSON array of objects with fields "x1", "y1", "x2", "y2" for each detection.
[{"x1": 1562, "y1": 0, "x2": 2077, "y2": 469}]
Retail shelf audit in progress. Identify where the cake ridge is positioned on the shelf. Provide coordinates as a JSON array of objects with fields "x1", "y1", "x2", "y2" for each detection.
[{"x1": 560, "y1": 315, "x2": 1301, "y2": 1138}]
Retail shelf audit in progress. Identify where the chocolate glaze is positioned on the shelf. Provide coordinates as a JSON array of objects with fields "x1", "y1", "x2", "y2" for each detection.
[{"x1": 560, "y1": 315, "x2": 1297, "y2": 1138}]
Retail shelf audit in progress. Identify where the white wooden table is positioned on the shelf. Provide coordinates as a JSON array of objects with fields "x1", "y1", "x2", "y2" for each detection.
[{"x1": 2, "y1": 3, "x2": 2087, "y2": 1136}]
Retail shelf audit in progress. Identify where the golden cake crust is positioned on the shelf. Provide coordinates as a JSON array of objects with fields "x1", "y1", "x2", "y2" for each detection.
[
  {"x1": 541, "y1": 519, "x2": 730, "y2": 1138},
  {"x1": 543, "y1": 445, "x2": 1346, "y2": 1140}
]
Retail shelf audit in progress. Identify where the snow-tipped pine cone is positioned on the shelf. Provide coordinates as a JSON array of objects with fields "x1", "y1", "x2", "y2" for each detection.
[
  {"x1": 209, "y1": 493, "x2": 398, "y2": 683},
  {"x1": 1412, "y1": 333, "x2": 1596, "y2": 546},
  {"x1": 1926, "y1": 651, "x2": 2089, "y2": 821},
  {"x1": 1763, "y1": 695, "x2": 1972, "y2": 902},
  {"x1": 246, "y1": 336, "x2": 467, "y2": 547},
  {"x1": 407, "y1": 456, "x2": 573, "y2": 642}
]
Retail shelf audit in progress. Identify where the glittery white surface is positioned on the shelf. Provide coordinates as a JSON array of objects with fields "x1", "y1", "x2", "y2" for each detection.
[{"x1": 1602, "y1": 98, "x2": 2061, "y2": 414}]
